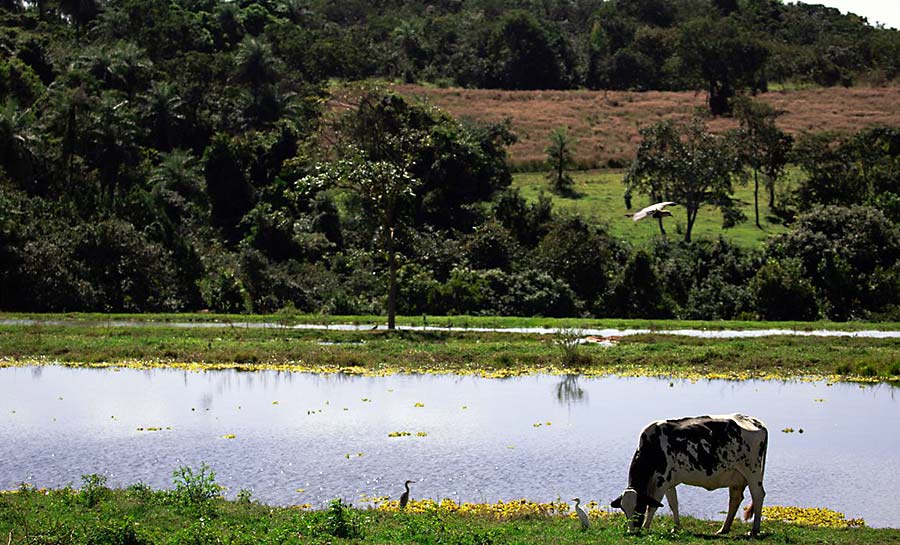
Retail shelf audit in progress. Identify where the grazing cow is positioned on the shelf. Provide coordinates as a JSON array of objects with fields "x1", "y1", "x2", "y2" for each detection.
[{"x1": 611, "y1": 414, "x2": 768, "y2": 536}]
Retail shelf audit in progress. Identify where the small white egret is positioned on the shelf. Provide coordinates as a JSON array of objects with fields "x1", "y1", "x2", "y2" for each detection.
[
  {"x1": 572, "y1": 497, "x2": 590, "y2": 530},
  {"x1": 399, "y1": 480, "x2": 416, "y2": 508},
  {"x1": 627, "y1": 201, "x2": 677, "y2": 236},
  {"x1": 629, "y1": 201, "x2": 676, "y2": 222}
]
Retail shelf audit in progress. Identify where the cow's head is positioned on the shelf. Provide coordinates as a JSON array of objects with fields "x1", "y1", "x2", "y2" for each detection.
[{"x1": 611, "y1": 488, "x2": 663, "y2": 531}]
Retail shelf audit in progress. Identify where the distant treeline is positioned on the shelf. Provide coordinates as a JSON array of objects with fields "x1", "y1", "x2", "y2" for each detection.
[{"x1": 2, "y1": 1, "x2": 900, "y2": 321}]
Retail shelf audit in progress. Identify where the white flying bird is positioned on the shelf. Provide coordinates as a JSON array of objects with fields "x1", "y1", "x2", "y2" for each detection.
[{"x1": 630, "y1": 201, "x2": 676, "y2": 222}]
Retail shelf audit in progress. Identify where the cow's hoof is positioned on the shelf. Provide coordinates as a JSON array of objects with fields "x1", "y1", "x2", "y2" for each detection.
[{"x1": 715, "y1": 529, "x2": 731, "y2": 536}]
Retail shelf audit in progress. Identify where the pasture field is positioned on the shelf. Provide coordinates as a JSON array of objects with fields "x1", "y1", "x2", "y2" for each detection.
[
  {"x1": 3, "y1": 315, "x2": 900, "y2": 381},
  {"x1": 511, "y1": 169, "x2": 799, "y2": 247},
  {"x1": 392, "y1": 84, "x2": 900, "y2": 169},
  {"x1": 1, "y1": 485, "x2": 897, "y2": 545}
]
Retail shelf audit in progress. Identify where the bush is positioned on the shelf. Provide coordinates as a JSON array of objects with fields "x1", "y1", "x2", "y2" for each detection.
[
  {"x1": 172, "y1": 463, "x2": 221, "y2": 509},
  {"x1": 604, "y1": 250, "x2": 674, "y2": 318},
  {"x1": 751, "y1": 258, "x2": 819, "y2": 321},
  {"x1": 83, "y1": 516, "x2": 144, "y2": 545},
  {"x1": 323, "y1": 499, "x2": 364, "y2": 539},
  {"x1": 80, "y1": 473, "x2": 109, "y2": 508}
]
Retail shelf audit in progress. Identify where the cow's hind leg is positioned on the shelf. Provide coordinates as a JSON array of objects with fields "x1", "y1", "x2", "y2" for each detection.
[
  {"x1": 716, "y1": 485, "x2": 745, "y2": 535},
  {"x1": 748, "y1": 480, "x2": 765, "y2": 537},
  {"x1": 665, "y1": 487, "x2": 680, "y2": 530}
]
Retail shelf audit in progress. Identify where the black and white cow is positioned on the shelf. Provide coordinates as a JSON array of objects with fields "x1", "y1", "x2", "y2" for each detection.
[{"x1": 611, "y1": 414, "x2": 768, "y2": 536}]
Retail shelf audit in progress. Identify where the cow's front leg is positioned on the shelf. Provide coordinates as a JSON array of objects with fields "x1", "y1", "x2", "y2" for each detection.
[
  {"x1": 717, "y1": 485, "x2": 745, "y2": 535},
  {"x1": 642, "y1": 505, "x2": 658, "y2": 530},
  {"x1": 665, "y1": 487, "x2": 680, "y2": 530}
]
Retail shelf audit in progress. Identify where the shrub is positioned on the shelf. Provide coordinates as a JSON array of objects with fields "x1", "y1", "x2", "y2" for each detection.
[
  {"x1": 80, "y1": 473, "x2": 108, "y2": 508},
  {"x1": 323, "y1": 499, "x2": 364, "y2": 539},
  {"x1": 172, "y1": 463, "x2": 221, "y2": 509},
  {"x1": 555, "y1": 328, "x2": 592, "y2": 368},
  {"x1": 83, "y1": 516, "x2": 144, "y2": 545},
  {"x1": 751, "y1": 258, "x2": 819, "y2": 321}
]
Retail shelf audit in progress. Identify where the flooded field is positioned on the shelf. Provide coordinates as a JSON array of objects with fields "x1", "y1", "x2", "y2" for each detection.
[{"x1": 1, "y1": 366, "x2": 897, "y2": 527}]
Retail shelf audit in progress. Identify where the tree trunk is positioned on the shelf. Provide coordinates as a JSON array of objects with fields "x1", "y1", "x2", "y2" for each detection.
[
  {"x1": 768, "y1": 180, "x2": 775, "y2": 209},
  {"x1": 387, "y1": 226, "x2": 397, "y2": 330},
  {"x1": 684, "y1": 208, "x2": 696, "y2": 243},
  {"x1": 754, "y1": 168, "x2": 761, "y2": 229}
]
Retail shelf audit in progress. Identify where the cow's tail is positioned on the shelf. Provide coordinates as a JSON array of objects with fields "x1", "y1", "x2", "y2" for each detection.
[{"x1": 743, "y1": 502, "x2": 754, "y2": 521}]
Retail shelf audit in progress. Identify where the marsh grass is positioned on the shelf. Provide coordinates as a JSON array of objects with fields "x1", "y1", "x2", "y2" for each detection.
[{"x1": 4, "y1": 318, "x2": 900, "y2": 381}]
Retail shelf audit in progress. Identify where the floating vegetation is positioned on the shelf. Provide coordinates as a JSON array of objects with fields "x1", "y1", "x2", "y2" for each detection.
[
  {"x1": 814, "y1": 398, "x2": 826, "y2": 402},
  {"x1": 532, "y1": 422, "x2": 552, "y2": 428},
  {"x1": 295, "y1": 488, "x2": 305, "y2": 493},
  {"x1": 763, "y1": 506, "x2": 865, "y2": 528},
  {"x1": 1, "y1": 355, "x2": 895, "y2": 385},
  {"x1": 782, "y1": 427, "x2": 795, "y2": 433},
  {"x1": 414, "y1": 402, "x2": 425, "y2": 407},
  {"x1": 361, "y1": 398, "x2": 371, "y2": 402},
  {"x1": 415, "y1": 432, "x2": 428, "y2": 437},
  {"x1": 271, "y1": 401, "x2": 279, "y2": 405},
  {"x1": 221, "y1": 434, "x2": 236, "y2": 439},
  {"x1": 388, "y1": 431, "x2": 411, "y2": 437},
  {"x1": 136, "y1": 427, "x2": 171, "y2": 432}
]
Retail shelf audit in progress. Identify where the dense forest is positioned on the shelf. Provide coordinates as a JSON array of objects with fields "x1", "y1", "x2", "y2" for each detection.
[{"x1": 2, "y1": 0, "x2": 900, "y2": 321}]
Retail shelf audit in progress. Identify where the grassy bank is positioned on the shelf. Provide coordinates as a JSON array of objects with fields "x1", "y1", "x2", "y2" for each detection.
[
  {"x1": 2, "y1": 481, "x2": 897, "y2": 545},
  {"x1": 6, "y1": 312, "x2": 900, "y2": 331},
  {"x1": 3, "y1": 316, "x2": 900, "y2": 382}
]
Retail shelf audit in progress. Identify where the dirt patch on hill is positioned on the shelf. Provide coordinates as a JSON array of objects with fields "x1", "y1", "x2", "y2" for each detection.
[{"x1": 390, "y1": 85, "x2": 900, "y2": 169}]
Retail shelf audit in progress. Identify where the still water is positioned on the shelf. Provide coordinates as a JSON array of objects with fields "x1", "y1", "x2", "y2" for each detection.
[{"x1": 1, "y1": 366, "x2": 898, "y2": 527}]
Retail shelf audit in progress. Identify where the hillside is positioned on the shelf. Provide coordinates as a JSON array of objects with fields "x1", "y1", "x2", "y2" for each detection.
[{"x1": 392, "y1": 84, "x2": 900, "y2": 168}]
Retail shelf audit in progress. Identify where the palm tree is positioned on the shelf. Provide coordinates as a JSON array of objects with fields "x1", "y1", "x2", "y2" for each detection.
[
  {"x1": 108, "y1": 42, "x2": 153, "y2": 99},
  {"x1": 234, "y1": 37, "x2": 279, "y2": 100},
  {"x1": 235, "y1": 37, "x2": 281, "y2": 125},
  {"x1": 149, "y1": 149, "x2": 207, "y2": 226},
  {"x1": 57, "y1": 0, "x2": 100, "y2": 38},
  {"x1": 89, "y1": 92, "x2": 139, "y2": 205},
  {"x1": 143, "y1": 81, "x2": 184, "y2": 151}
]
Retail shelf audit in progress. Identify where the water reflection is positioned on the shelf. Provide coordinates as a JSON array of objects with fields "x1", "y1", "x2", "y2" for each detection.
[
  {"x1": 0, "y1": 366, "x2": 898, "y2": 528},
  {"x1": 555, "y1": 374, "x2": 586, "y2": 406}
]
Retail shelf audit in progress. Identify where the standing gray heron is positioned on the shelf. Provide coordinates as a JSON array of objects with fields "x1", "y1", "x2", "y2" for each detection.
[
  {"x1": 628, "y1": 201, "x2": 677, "y2": 236},
  {"x1": 399, "y1": 480, "x2": 416, "y2": 508},
  {"x1": 572, "y1": 497, "x2": 590, "y2": 530}
]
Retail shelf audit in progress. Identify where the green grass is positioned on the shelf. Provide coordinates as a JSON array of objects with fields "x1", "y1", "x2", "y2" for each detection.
[
  {"x1": 512, "y1": 169, "x2": 797, "y2": 248},
  {"x1": 4, "y1": 317, "x2": 900, "y2": 381},
  {"x1": 2, "y1": 484, "x2": 898, "y2": 545}
]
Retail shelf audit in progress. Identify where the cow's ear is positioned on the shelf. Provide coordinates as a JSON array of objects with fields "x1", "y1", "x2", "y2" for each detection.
[
  {"x1": 611, "y1": 496, "x2": 622, "y2": 509},
  {"x1": 644, "y1": 495, "x2": 663, "y2": 508}
]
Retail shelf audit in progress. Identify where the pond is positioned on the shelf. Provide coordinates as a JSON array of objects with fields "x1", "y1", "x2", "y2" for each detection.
[{"x1": 1, "y1": 366, "x2": 898, "y2": 528}]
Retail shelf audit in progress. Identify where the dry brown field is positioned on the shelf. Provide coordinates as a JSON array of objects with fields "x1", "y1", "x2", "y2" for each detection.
[{"x1": 390, "y1": 84, "x2": 900, "y2": 169}]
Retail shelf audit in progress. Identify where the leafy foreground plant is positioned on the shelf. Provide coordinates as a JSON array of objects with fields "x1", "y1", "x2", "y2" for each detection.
[{"x1": 1, "y1": 478, "x2": 898, "y2": 545}]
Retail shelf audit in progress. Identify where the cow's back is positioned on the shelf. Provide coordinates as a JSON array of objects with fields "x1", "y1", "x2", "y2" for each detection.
[{"x1": 654, "y1": 414, "x2": 767, "y2": 489}]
